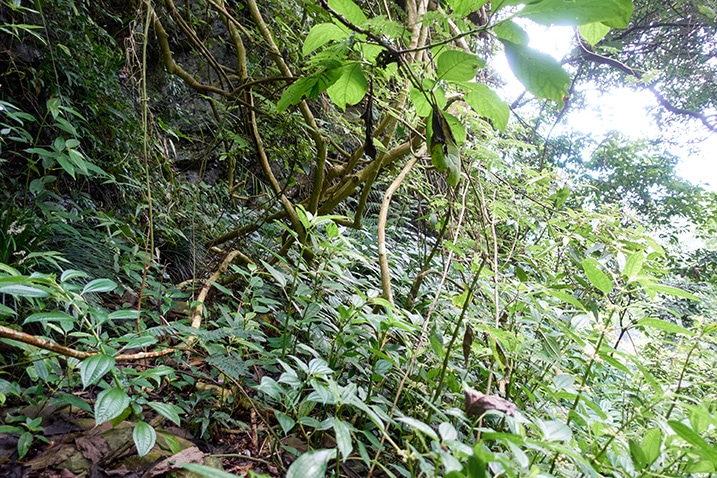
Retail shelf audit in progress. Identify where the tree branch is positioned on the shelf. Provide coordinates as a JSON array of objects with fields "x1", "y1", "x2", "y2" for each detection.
[{"x1": 577, "y1": 37, "x2": 717, "y2": 133}]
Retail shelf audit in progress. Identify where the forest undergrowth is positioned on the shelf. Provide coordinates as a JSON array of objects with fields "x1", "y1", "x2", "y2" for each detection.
[{"x1": 1, "y1": 0, "x2": 716, "y2": 477}]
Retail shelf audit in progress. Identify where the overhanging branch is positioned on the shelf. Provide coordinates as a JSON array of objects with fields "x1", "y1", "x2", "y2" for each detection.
[{"x1": 577, "y1": 37, "x2": 717, "y2": 133}]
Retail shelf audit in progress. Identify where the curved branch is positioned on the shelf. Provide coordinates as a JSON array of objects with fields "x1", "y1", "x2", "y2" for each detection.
[
  {"x1": 577, "y1": 37, "x2": 717, "y2": 133},
  {"x1": 190, "y1": 249, "x2": 253, "y2": 328},
  {"x1": 377, "y1": 155, "x2": 419, "y2": 304},
  {"x1": 244, "y1": 0, "x2": 327, "y2": 214}
]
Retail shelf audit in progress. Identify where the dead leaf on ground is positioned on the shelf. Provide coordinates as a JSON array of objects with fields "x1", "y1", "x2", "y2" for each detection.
[{"x1": 147, "y1": 446, "x2": 206, "y2": 477}]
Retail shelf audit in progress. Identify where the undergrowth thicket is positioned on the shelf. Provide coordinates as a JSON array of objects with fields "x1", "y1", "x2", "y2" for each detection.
[{"x1": 1, "y1": 0, "x2": 716, "y2": 477}]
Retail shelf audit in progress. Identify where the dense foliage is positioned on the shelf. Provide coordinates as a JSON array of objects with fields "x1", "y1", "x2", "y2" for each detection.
[{"x1": 1, "y1": 0, "x2": 716, "y2": 477}]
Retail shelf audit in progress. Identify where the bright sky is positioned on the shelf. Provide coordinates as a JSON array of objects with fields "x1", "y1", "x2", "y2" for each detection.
[{"x1": 492, "y1": 23, "x2": 717, "y2": 193}]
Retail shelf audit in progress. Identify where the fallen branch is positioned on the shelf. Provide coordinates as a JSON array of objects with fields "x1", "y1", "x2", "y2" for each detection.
[
  {"x1": 190, "y1": 249, "x2": 253, "y2": 328},
  {"x1": 0, "y1": 325, "x2": 175, "y2": 361}
]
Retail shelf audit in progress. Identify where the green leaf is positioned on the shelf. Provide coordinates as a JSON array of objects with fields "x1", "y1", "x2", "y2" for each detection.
[
  {"x1": 327, "y1": 63, "x2": 368, "y2": 110},
  {"x1": 447, "y1": 0, "x2": 487, "y2": 16},
  {"x1": 436, "y1": 50, "x2": 484, "y2": 82},
  {"x1": 581, "y1": 258, "x2": 613, "y2": 295},
  {"x1": 23, "y1": 310, "x2": 75, "y2": 325},
  {"x1": 60, "y1": 269, "x2": 89, "y2": 282},
  {"x1": 579, "y1": 22, "x2": 611, "y2": 46},
  {"x1": 629, "y1": 438, "x2": 647, "y2": 469},
  {"x1": 494, "y1": 20, "x2": 529, "y2": 45},
  {"x1": 0, "y1": 303, "x2": 17, "y2": 316},
  {"x1": 107, "y1": 309, "x2": 140, "y2": 320},
  {"x1": 50, "y1": 392, "x2": 93, "y2": 413},
  {"x1": 275, "y1": 411, "x2": 295, "y2": 434},
  {"x1": 396, "y1": 416, "x2": 439, "y2": 440},
  {"x1": 544, "y1": 288, "x2": 585, "y2": 310},
  {"x1": 502, "y1": 41, "x2": 571, "y2": 104},
  {"x1": 333, "y1": 418, "x2": 353, "y2": 461},
  {"x1": 148, "y1": 402, "x2": 183, "y2": 426},
  {"x1": 622, "y1": 252, "x2": 644, "y2": 282},
  {"x1": 537, "y1": 419, "x2": 572, "y2": 442},
  {"x1": 463, "y1": 84, "x2": 510, "y2": 131},
  {"x1": 80, "y1": 354, "x2": 115, "y2": 389},
  {"x1": 444, "y1": 141, "x2": 461, "y2": 186},
  {"x1": 303, "y1": 23, "x2": 348, "y2": 56},
  {"x1": 82, "y1": 278, "x2": 117, "y2": 294},
  {"x1": 0, "y1": 279, "x2": 50, "y2": 298},
  {"x1": 328, "y1": 0, "x2": 367, "y2": 25},
  {"x1": 133, "y1": 421, "x2": 156, "y2": 457},
  {"x1": 55, "y1": 153, "x2": 76, "y2": 178},
  {"x1": 277, "y1": 65, "x2": 343, "y2": 112},
  {"x1": 668, "y1": 420, "x2": 717, "y2": 465},
  {"x1": 637, "y1": 318, "x2": 695, "y2": 337},
  {"x1": 518, "y1": 0, "x2": 634, "y2": 28},
  {"x1": 643, "y1": 284, "x2": 700, "y2": 301},
  {"x1": 286, "y1": 449, "x2": 337, "y2": 478},
  {"x1": 17, "y1": 432, "x2": 32, "y2": 459},
  {"x1": 94, "y1": 387, "x2": 130, "y2": 425},
  {"x1": 177, "y1": 463, "x2": 247, "y2": 478},
  {"x1": 641, "y1": 428, "x2": 663, "y2": 466}
]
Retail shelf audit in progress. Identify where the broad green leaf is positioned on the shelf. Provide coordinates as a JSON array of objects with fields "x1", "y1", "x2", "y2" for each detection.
[
  {"x1": 436, "y1": 50, "x2": 484, "y2": 82},
  {"x1": 275, "y1": 411, "x2": 295, "y2": 434},
  {"x1": 60, "y1": 269, "x2": 88, "y2": 282},
  {"x1": 133, "y1": 421, "x2": 156, "y2": 457},
  {"x1": 333, "y1": 418, "x2": 353, "y2": 461},
  {"x1": 444, "y1": 111, "x2": 466, "y2": 145},
  {"x1": 177, "y1": 463, "x2": 247, "y2": 478},
  {"x1": 581, "y1": 258, "x2": 613, "y2": 295},
  {"x1": 579, "y1": 22, "x2": 611, "y2": 46},
  {"x1": 629, "y1": 438, "x2": 647, "y2": 469},
  {"x1": 328, "y1": 0, "x2": 367, "y2": 25},
  {"x1": 50, "y1": 392, "x2": 93, "y2": 413},
  {"x1": 668, "y1": 420, "x2": 717, "y2": 465},
  {"x1": 261, "y1": 260, "x2": 288, "y2": 288},
  {"x1": 107, "y1": 309, "x2": 140, "y2": 320},
  {"x1": 148, "y1": 402, "x2": 183, "y2": 426},
  {"x1": 94, "y1": 387, "x2": 130, "y2": 425},
  {"x1": 537, "y1": 419, "x2": 572, "y2": 442},
  {"x1": 82, "y1": 278, "x2": 117, "y2": 294},
  {"x1": 278, "y1": 77, "x2": 319, "y2": 112},
  {"x1": 308, "y1": 358, "x2": 333, "y2": 376},
  {"x1": 120, "y1": 335, "x2": 158, "y2": 350},
  {"x1": 622, "y1": 252, "x2": 644, "y2": 282},
  {"x1": 641, "y1": 428, "x2": 663, "y2": 466},
  {"x1": 286, "y1": 449, "x2": 337, "y2": 478},
  {"x1": 637, "y1": 318, "x2": 695, "y2": 337},
  {"x1": 463, "y1": 83, "x2": 510, "y2": 131},
  {"x1": 643, "y1": 283, "x2": 700, "y2": 301},
  {"x1": 23, "y1": 310, "x2": 75, "y2": 325},
  {"x1": 0, "y1": 304, "x2": 16, "y2": 316},
  {"x1": 544, "y1": 288, "x2": 585, "y2": 310},
  {"x1": 80, "y1": 354, "x2": 115, "y2": 389},
  {"x1": 502, "y1": 41, "x2": 571, "y2": 104},
  {"x1": 17, "y1": 432, "x2": 32, "y2": 459},
  {"x1": 0, "y1": 280, "x2": 50, "y2": 298},
  {"x1": 518, "y1": 0, "x2": 634, "y2": 28},
  {"x1": 303, "y1": 23, "x2": 348, "y2": 56},
  {"x1": 444, "y1": 142, "x2": 461, "y2": 186},
  {"x1": 439, "y1": 422, "x2": 458, "y2": 442},
  {"x1": 277, "y1": 65, "x2": 343, "y2": 111},
  {"x1": 447, "y1": 0, "x2": 487, "y2": 16},
  {"x1": 494, "y1": 20, "x2": 529, "y2": 45},
  {"x1": 397, "y1": 416, "x2": 439, "y2": 440},
  {"x1": 327, "y1": 63, "x2": 368, "y2": 110}
]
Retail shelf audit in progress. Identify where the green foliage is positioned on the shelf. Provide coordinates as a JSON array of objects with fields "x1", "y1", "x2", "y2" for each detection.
[{"x1": 1, "y1": 0, "x2": 716, "y2": 476}]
